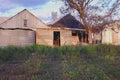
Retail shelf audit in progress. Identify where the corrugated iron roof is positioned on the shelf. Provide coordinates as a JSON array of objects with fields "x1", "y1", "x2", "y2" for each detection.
[{"x1": 48, "y1": 14, "x2": 85, "y2": 30}]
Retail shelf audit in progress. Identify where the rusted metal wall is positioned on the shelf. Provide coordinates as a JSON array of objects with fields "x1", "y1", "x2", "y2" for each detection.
[{"x1": 0, "y1": 29, "x2": 35, "y2": 47}]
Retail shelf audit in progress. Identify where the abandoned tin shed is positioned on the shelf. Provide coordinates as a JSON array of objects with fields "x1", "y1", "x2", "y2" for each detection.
[
  {"x1": 0, "y1": 9, "x2": 48, "y2": 47},
  {"x1": 36, "y1": 14, "x2": 88, "y2": 46},
  {"x1": 0, "y1": 9, "x2": 88, "y2": 47}
]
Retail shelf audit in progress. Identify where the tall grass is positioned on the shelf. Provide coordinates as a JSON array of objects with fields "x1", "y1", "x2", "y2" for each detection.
[
  {"x1": 0, "y1": 44, "x2": 120, "y2": 63},
  {"x1": 0, "y1": 44, "x2": 120, "y2": 80}
]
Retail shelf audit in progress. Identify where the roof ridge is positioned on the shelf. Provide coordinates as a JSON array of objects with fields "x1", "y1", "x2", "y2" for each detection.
[
  {"x1": 0, "y1": 9, "x2": 46, "y2": 27},
  {"x1": 0, "y1": 9, "x2": 27, "y2": 26},
  {"x1": 47, "y1": 13, "x2": 71, "y2": 25}
]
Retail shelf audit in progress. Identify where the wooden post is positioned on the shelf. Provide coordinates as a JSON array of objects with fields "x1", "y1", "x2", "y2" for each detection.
[
  {"x1": 85, "y1": 33, "x2": 87, "y2": 43},
  {"x1": 81, "y1": 32, "x2": 83, "y2": 43}
]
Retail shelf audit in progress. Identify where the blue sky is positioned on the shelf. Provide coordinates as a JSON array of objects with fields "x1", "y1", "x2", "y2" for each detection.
[
  {"x1": 0, "y1": 0, "x2": 118, "y2": 23},
  {"x1": 0, "y1": 0, "x2": 64, "y2": 23}
]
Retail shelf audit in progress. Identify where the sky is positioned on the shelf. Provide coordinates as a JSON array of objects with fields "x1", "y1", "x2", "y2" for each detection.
[
  {"x1": 0, "y1": 0, "x2": 64, "y2": 23},
  {"x1": 0, "y1": 0, "x2": 118, "y2": 23}
]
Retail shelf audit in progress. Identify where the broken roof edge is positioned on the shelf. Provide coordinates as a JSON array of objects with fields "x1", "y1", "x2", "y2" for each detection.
[
  {"x1": 36, "y1": 27, "x2": 86, "y2": 31},
  {"x1": 0, "y1": 27, "x2": 36, "y2": 31},
  {"x1": 0, "y1": 26, "x2": 86, "y2": 31}
]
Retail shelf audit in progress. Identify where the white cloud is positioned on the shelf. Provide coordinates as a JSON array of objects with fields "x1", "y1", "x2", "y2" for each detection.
[
  {"x1": 0, "y1": 0, "x2": 19, "y2": 12},
  {"x1": 0, "y1": 7, "x2": 25, "y2": 17},
  {"x1": 0, "y1": 1, "x2": 64, "y2": 23},
  {"x1": 30, "y1": 1, "x2": 64, "y2": 23},
  {"x1": 0, "y1": 0, "x2": 13, "y2": 8}
]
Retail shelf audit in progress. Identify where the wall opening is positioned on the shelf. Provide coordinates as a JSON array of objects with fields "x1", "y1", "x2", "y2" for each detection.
[
  {"x1": 24, "y1": 19, "x2": 28, "y2": 27},
  {"x1": 78, "y1": 31, "x2": 88, "y2": 44},
  {"x1": 53, "y1": 31, "x2": 60, "y2": 46},
  {"x1": 72, "y1": 30, "x2": 78, "y2": 36}
]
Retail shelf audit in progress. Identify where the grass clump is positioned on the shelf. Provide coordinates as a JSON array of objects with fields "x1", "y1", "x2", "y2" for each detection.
[{"x1": 0, "y1": 44, "x2": 119, "y2": 80}]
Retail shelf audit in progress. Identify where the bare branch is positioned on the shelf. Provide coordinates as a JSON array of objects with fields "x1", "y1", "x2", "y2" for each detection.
[
  {"x1": 84, "y1": 0, "x2": 93, "y2": 8},
  {"x1": 59, "y1": 0, "x2": 120, "y2": 31}
]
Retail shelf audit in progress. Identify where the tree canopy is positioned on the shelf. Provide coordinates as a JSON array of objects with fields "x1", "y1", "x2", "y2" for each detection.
[{"x1": 59, "y1": 0, "x2": 120, "y2": 31}]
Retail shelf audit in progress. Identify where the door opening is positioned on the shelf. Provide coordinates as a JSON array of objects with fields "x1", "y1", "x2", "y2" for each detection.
[{"x1": 53, "y1": 31, "x2": 60, "y2": 46}]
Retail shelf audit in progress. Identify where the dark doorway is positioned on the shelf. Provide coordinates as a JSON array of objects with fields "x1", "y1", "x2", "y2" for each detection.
[{"x1": 53, "y1": 31, "x2": 60, "y2": 46}]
